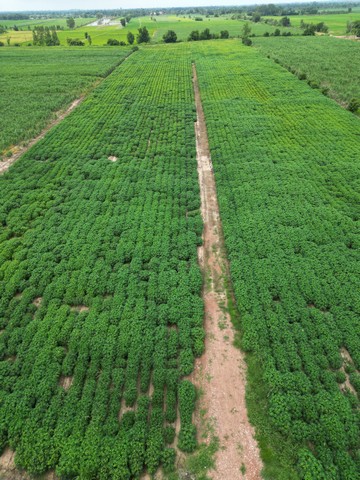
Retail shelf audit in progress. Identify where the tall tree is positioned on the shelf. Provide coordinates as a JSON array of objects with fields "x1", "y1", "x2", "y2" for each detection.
[
  {"x1": 163, "y1": 30, "x2": 177, "y2": 43},
  {"x1": 137, "y1": 27, "x2": 150, "y2": 44},
  {"x1": 66, "y1": 17, "x2": 75, "y2": 29},
  {"x1": 127, "y1": 31, "x2": 135, "y2": 45}
]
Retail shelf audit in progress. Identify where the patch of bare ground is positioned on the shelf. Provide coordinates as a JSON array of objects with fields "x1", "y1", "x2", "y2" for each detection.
[
  {"x1": 59, "y1": 376, "x2": 73, "y2": 391},
  {"x1": 191, "y1": 63, "x2": 263, "y2": 480},
  {"x1": 70, "y1": 305, "x2": 89, "y2": 313},
  {"x1": 339, "y1": 348, "x2": 358, "y2": 395},
  {"x1": 108, "y1": 156, "x2": 118, "y2": 162},
  {"x1": 333, "y1": 35, "x2": 360, "y2": 41},
  {"x1": 0, "y1": 448, "x2": 29, "y2": 480},
  {"x1": 33, "y1": 297, "x2": 42, "y2": 308},
  {"x1": 0, "y1": 98, "x2": 84, "y2": 175}
]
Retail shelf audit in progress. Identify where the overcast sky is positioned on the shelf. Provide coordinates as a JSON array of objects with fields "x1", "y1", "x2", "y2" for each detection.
[{"x1": 0, "y1": 0, "x2": 296, "y2": 12}]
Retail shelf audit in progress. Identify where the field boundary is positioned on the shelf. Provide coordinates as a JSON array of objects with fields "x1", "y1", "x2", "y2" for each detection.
[
  {"x1": 191, "y1": 62, "x2": 263, "y2": 480},
  {"x1": 0, "y1": 49, "x2": 135, "y2": 176}
]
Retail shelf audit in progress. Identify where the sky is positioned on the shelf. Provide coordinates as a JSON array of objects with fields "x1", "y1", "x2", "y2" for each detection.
[{"x1": 0, "y1": 0, "x2": 300, "y2": 12}]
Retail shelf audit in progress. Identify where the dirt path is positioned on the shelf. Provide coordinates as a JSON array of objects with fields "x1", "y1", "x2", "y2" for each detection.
[
  {"x1": 0, "y1": 98, "x2": 84, "y2": 175},
  {"x1": 191, "y1": 63, "x2": 263, "y2": 480},
  {"x1": 0, "y1": 50, "x2": 136, "y2": 176}
]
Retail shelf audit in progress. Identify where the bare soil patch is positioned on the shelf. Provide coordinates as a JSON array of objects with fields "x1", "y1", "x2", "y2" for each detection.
[
  {"x1": 59, "y1": 376, "x2": 73, "y2": 391},
  {"x1": 0, "y1": 98, "x2": 84, "y2": 175},
  {"x1": 339, "y1": 348, "x2": 358, "y2": 395},
  {"x1": 70, "y1": 305, "x2": 89, "y2": 313},
  {"x1": 108, "y1": 156, "x2": 118, "y2": 162},
  {"x1": 33, "y1": 297, "x2": 43, "y2": 308},
  {"x1": 191, "y1": 63, "x2": 263, "y2": 480}
]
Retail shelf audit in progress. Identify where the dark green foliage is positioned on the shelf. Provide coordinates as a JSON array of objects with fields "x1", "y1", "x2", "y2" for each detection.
[
  {"x1": 32, "y1": 26, "x2": 60, "y2": 46},
  {"x1": 127, "y1": 31, "x2": 135, "y2": 45},
  {"x1": 107, "y1": 38, "x2": 121, "y2": 46},
  {"x1": 242, "y1": 37, "x2": 252, "y2": 46},
  {"x1": 163, "y1": 30, "x2": 177, "y2": 43},
  {"x1": 67, "y1": 38, "x2": 85, "y2": 46},
  {"x1": 178, "y1": 381, "x2": 197, "y2": 453},
  {"x1": 188, "y1": 30, "x2": 200, "y2": 41},
  {"x1": 137, "y1": 27, "x2": 150, "y2": 44},
  {"x1": 347, "y1": 98, "x2": 359, "y2": 113},
  {"x1": 220, "y1": 30, "x2": 229, "y2": 39}
]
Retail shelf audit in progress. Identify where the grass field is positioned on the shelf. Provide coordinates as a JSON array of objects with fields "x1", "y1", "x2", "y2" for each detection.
[
  {"x1": 0, "y1": 14, "x2": 302, "y2": 46},
  {"x1": 0, "y1": 37, "x2": 360, "y2": 480},
  {"x1": 263, "y1": 12, "x2": 360, "y2": 34},
  {"x1": 254, "y1": 36, "x2": 360, "y2": 107},
  {"x1": 0, "y1": 17, "x2": 96, "y2": 29},
  {"x1": 0, "y1": 47, "x2": 131, "y2": 154}
]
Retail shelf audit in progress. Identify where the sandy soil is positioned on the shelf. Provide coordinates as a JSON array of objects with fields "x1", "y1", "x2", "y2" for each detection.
[
  {"x1": 191, "y1": 63, "x2": 263, "y2": 480},
  {"x1": 59, "y1": 376, "x2": 73, "y2": 391},
  {"x1": 339, "y1": 348, "x2": 358, "y2": 395},
  {"x1": 0, "y1": 98, "x2": 84, "y2": 175}
]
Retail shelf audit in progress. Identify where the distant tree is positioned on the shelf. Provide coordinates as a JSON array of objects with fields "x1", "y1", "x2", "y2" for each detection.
[
  {"x1": 188, "y1": 30, "x2": 200, "y2": 41},
  {"x1": 242, "y1": 22, "x2": 251, "y2": 38},
  {"x1": 107, "y1": 38, "x2": 120, "y2": 45},
  {"x1": 242, "y1": 36, "x2": 252, "y2": 46},
  {"x1": 220, "y1": 30, "x2": 229, "y2": 39},
  {"x1": 350, "y1": 20, "x2": 360, "y2": 36},
  {"x1": 302, "y1": 24, "x2": 316, "y2": 36},
  {"x1": 347, "y1": 98, "x2": 359, "y2": 112},
  {"x1": 252, "y1": 14, "x2": 261, "y2": 23},
  {"x1": 87, "y1": 35, "x2": 92, "y2": 45},
  {"x1": 263, "y1": 31, "x2": 270, "y2": 37},
  {"x1": 126, "y1": 15, "x2": 131, "y2": 23},
  {"x1": 84, "y1": 32, "x2": 88, "y2": 39},
  {"x1": 315, "y1": 22, "x2": 328, "y2": 33},
  {"x1": 66, "y1": 17, "x2": 75, "y2": 29},
  {"x1": 163, "y1": 30, "x2": 177, "y2": 43},
  {"x1": 280, "y1": 16, "x2": 291, "y2": 27},
  {"x1": 137, "y1": 27, "x2": 150, "y2": 43},
  {"x1": 0, "y1": 41, "x2": 4, "y2": 46},
  {"x1": 67, "y1": 38, "x2": 85, "y2": 46},
  {"x1": 120, "y1": 18, "x2": 126, "y2": 27},
  {"x1": 199, "y1": 28, "x2": 212, "y2": 40},
  {"x1": 274, "y1": 28, "x2": 281, "y2": 36},
  {"x1": 13, "y1": 25, "x2": 19, "y2": 31},
  {"x1": 6, "y1": 36, "x2": 10, "y2": 45},
  {"x1": 51, "y1": 30, "x2": 60, "y2": 45},
  {"x1": 127, "y1": 31, "x2": 135, "y2": 44}
]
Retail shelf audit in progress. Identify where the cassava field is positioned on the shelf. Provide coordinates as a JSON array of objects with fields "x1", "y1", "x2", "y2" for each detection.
[{"x1": 0, "y1": 22, "x2": 359, "y2": 480}]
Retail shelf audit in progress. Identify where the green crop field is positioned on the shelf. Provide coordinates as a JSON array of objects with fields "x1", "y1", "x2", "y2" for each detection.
[
  {"x1": 254, "y1": 36, "x2": 360, "y2": 107},
  {"x1": 0, "y1": 43, "x2": 203, "y2": 479},
  {"x1": 0, "y1": 47, "x2": 131, "y2": 155},
  {"x1": 262, "y1": 12, "x2": 360, "y2": 34},
  {"x1": 192, "y1": 40, "x2": 360, "y2": 479},
  {"x1": 0, "y1": 26, "x2": 360, "y2": 480}
]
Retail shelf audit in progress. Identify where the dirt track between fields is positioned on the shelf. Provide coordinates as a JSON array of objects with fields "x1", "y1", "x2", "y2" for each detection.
[
  {"x1": 0, "y1": 98, "x2": 84, "y2": 175},
  {"x1": 191, "y1": 63, "x2": 263, "y2": 480}
]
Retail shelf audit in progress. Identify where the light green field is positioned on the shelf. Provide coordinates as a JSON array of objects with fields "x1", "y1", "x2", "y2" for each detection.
[
  {"x1": 0, "y1": 14, "x2": 302, "y2": 46},
  {"x1": 0, "y1": 17, "x2": 95, "y2": 29},
  {"x1": 263, "y1": 12, "x2": 360, "y2": 35},
  {"x1": 254, "y1": 36, "x2": 360, "y2": 106}
]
